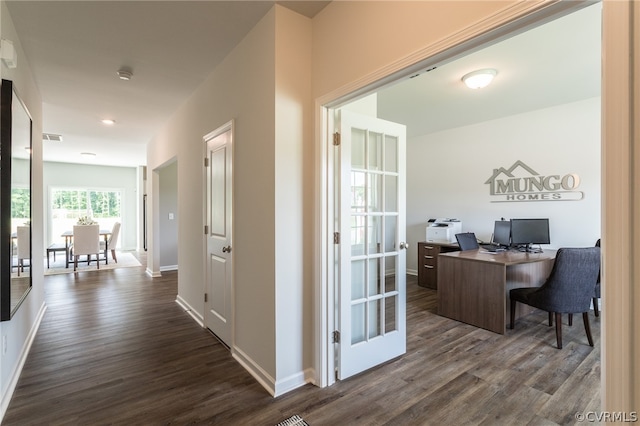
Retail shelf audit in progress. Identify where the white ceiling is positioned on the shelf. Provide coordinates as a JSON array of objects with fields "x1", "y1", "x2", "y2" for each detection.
[
  {"x1": 377, "y1": 3, "x2": 601, "y2": 137},
  {"x1": 6, "y1": 1, "x2": 600, "y2": 168},
  {"x1": 6, "y1": 1, "x2": 330, "y2": 167}
]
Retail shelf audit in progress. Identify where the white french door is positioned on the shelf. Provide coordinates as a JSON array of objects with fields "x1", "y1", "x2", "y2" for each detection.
[
  {"x1": 204, "y1": 121, "x2": 234, "y2": 347},
  {"x1": 336, "y1": 109, "x2": 407, "y2": 380}
]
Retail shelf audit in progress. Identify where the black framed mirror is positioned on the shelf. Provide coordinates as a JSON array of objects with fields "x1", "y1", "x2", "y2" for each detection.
[{"x1": 1, "y1": 79, "x2": 33, "y2": 321}]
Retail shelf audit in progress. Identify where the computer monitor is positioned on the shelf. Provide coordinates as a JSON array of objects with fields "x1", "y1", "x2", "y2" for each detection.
[
  {"x1": 492, "y1": 220, "x2": 511, "y2": 247},
  {"x1": 510, "y1": 218, "x2": 550, "y2": 251}
]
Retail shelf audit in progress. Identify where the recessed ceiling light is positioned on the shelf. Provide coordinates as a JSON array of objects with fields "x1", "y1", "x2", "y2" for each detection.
[
  {"x1": 462, "y1": 69, "x2": 498, "y2": 89},
  {"x1": 117, "y1": 67, "x2": 133, "y2": 81},
  {"x1": 101, "y1": 119, "x2": 115, "y2": 125}
]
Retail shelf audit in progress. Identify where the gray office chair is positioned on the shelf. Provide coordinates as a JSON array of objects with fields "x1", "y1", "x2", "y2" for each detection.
[
  {"x1": 455, "y1": 232, "x2": 479, "y2": 251},
  {"x1": 593, "y1": 239, "x2": 601, "y2": 316},
  {"x1": 509, "y1": 247, "x2": 600, "y2": 349}
]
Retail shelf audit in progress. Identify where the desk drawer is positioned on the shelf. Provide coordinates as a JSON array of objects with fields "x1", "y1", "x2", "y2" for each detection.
[
  {"x1": 418, "y1": 242, "x2": 459, "y2": 289},
  {"x1": 418, "y1": 243, "x2": 442, "y2": 289}
]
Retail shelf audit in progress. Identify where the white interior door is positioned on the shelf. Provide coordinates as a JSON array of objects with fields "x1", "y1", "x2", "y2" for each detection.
[
  {"x1": 204, "y1": 121, "x2": 233, "y2": 347},
  {"x1": 337, "y1": 109, "x2": 407, "y2": 380}
]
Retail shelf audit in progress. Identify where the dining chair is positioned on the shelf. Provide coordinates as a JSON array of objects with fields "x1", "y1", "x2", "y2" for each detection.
[
  {"x1": 72, "y1": 224, "x2": 101, "y2": 271},
  {"x1": 16, "y1": 226, "x2": 30, "y2": 276},
  {"x1": 100, "y1": 222, "x2": 121, "y2": 263}
]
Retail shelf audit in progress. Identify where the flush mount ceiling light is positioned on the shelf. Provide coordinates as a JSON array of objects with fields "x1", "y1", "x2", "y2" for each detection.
[
  {"x1": 462, "y1": 68, "x2": 498, "y2": 89},
  {"x1": 101, "y1": 119, "x2": 115, "y2": 125},
  {"x1": 116, "y1": 67, "x2": 133, "y2": 81}
]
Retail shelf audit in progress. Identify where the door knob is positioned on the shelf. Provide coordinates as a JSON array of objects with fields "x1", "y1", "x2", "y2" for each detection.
[
  {"x1": 399, "y1": 242, "x2": 409, "y2": 250},
  {"x1": 222, "y1": 246, "x2": 232, "y2": 253}
]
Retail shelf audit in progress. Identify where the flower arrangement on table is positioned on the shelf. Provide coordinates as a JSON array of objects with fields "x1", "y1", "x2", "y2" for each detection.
[{"x1": 76, "y1": 215, "x2": 97, "y2": 225}]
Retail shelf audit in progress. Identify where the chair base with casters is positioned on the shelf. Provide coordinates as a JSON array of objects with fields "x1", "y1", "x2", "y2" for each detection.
[{"x1": 509, "y1": 247, "x2": 600, "y2": 349}]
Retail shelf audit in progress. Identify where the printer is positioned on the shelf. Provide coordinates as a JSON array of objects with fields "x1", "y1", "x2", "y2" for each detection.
[{"x1": 426, "y1": 218, "x2": 462, "y2": 243}]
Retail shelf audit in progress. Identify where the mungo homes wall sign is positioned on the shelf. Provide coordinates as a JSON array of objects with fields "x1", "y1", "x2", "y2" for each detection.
[{"x1": 485, "y1": 160, "x2": 583, "y2": 202}]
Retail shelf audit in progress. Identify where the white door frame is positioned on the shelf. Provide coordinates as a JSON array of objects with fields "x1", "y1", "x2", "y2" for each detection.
[{"x1": 313, "y1": 0, "x2": 596, "y2": 388}]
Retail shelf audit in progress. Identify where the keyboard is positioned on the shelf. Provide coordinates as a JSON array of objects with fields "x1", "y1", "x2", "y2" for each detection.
[{"x1": 480, "y1": 244, "x2": 506, "y2": 252}]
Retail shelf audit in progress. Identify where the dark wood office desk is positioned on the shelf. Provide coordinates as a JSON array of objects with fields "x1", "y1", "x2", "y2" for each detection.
[{"x1": 437, "y1": 249, "x2": 556, "y2": 334}]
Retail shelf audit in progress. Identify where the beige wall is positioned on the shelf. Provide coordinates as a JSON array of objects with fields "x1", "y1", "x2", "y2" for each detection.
[
  {"x1": 146, "y1": 7, "x2": 280, "y2": 390},
  {"x1": 0, "y1": 0, "x2": 45, "y2": 414},
  {"x1": 312, "y1": 1, "x2": 514, "y2": 99},
  {"x1": 274, "y1": 8, "x2": 314, "y2": 391}
]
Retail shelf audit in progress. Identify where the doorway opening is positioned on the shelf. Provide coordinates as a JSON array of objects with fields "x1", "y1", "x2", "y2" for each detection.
[{"x1": 320, "y1": 1, "x2": 601, "y2": 388}]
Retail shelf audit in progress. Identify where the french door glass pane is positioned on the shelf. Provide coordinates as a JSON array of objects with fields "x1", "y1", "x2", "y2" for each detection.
[
  {"x1": 384, "y1": 135, "x2": 398, "y2": 172},
  {"x1": 384, "y1": 216, "x2": 397, "y2": 253},
  {"x1": 351, "y1": 259, "x2": 366, "y2": 300},
  {"x1": 351, "y1": 172, "x2": 366, "y2": 213},
  {"x1": 351, "y1": 302, "x2": 366, "y2": 344},
  {"x1": 385, "y1": 257, "x2": 397, "y2": 293},
  {"x1": 351, "y1": 215, "x2": 365, "y2": 257},
  {"x1": 351, "y1": 128, "x2": 366, "y2": 169},
  {"x1": 368, "y1": 258, "x2": 381, "y2": 297},
  {"x1": 385, "y1": 295, "x2": 397, "y2": 333},
  {"x1": 368, "y1": 215, "x2": 382, "y2": 254},
  {"x1": 368, "y1": 299, "x2": 382, "y2": 338},
  {"x1": 368, "y1": 131, "x2": 383, "y2": 171},
  {"x1": 385, "y1": 175, "x2": 398, "y2": 212},
  {"x1": 368, "y1": 174, "x2": 382, "y2": 212}
]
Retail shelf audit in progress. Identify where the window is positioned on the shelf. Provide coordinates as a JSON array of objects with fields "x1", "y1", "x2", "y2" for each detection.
[{"x1": 50, "y1": 188, "x2": 122, "y2": 245}]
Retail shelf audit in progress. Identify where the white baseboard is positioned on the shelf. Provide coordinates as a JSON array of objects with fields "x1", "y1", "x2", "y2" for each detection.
[
  {"x1": 175, "y1": 295, "x2": 203, "y2": 327},
  {"x1": 160, "y1": 265, "x2": 178, "y2": 272},
  {"x1": 0, "y1": 302, "x2": 47, "y2": 422},
  {"x1": 232, "y1": 346, "x2": 277, "y2": 396},
  {"x1": 231, "y1": 346, "x2": 312, "y2": 397},
  {"x1": 274, "y1": 368, "x2": 315, "y2": 397},
  {"x1": 145, "y1": 267, "x2": 162, "y2": 278},
  {"x1": 407, "y1": 269, "x2": 417, "y2": 276}
]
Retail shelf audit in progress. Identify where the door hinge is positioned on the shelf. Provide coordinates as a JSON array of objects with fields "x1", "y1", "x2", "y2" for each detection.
[
  {"x1": 332, "y1": 330, "x2": 340, "y2": 343},
  {"x1": 333, "y1": 132, "x2": 341, "y2": 146},
  {"x1": 204, "y1": 157, "x2": 209, "y2": 167},
  {"x1": 204, "y1": 293, "x2": 208, "y2": 303},
  {"x1": 204, "y1": 225, "x2": 209, "y2": 235},
  {"x1": 333, "y1": 232, "x2": 340, "y2": 244}
]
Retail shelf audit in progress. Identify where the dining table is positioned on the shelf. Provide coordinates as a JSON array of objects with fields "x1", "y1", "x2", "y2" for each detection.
[{"x1": 61, "y1": 229, "x2": 112, "y2": 268}]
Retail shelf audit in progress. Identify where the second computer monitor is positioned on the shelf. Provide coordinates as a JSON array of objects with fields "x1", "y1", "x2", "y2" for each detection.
[
  {"x1": 492, "y1": 220, "x2": 511, "y2": 247},
  {"x1": 510, "y1": 218, "x2": 550, "y2": 246}
]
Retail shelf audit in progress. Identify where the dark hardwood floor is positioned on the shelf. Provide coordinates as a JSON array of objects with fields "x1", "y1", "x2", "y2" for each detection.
[{"x1": 3, "y1": 261, "x2": 600, "y2": 425}]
